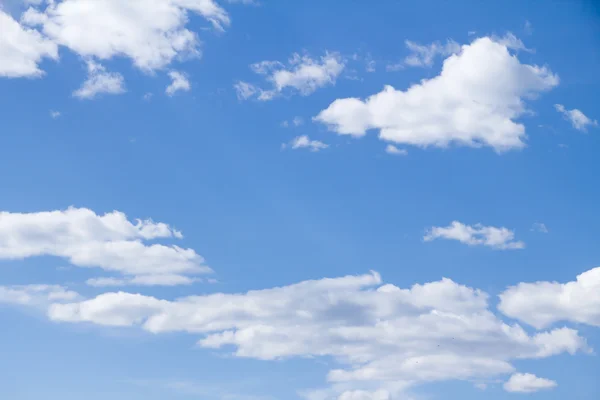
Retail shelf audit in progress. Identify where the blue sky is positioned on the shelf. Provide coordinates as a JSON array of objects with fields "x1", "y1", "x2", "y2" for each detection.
[{"x1": 1, "y1": 0, "x2": 599, "y2": 399}]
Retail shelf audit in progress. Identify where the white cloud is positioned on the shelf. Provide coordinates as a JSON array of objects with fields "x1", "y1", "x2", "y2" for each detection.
[
  {"x1": 234, "y1": 81, "x2": 258, "y2": 100},
  {"x1": 239, "y1": 52, "x2": 345, "y2": 100},
  {"x1": 21, "y1": 0, "x2": 230, "y2": 71},
  {"x1": 283, "y1": 135, "x2": 329, "y2": 152},
  {"x1": 45, "y1": 271, "x2": 588, "y2": 398},
  {"x1": 73, "y1": 60, "x2": 125, "y2": 99},
  {"x1": 554, "y1": 104, "x2": 598, "y2": 131},
  {"x1": 50, "y1": 110, "x2": 61, "y2": 118},
  {"x1": 315, "y1": 36, "x2": 558, "y2": 152},
  {"x1": 0, "y1": 9, "x2": 58, "y2": 77},
  {"x1": 281, "y1": 117, "x2": 304, "y2": 128},
  {"x1": 0, "y1": 284, "x2": 78, "y2": 307},
  {"x1": 531, "y1": 222, "x2": 548, "y2": 233},
  {"x1": 404, "y1": 39, "x2": 460, "y2": 67},
  {"x1": 424, "y1": 221, "x2": 525, "y2": 250},
  {"x1": 498, "y1": 266, "x2": 600, "y2": 329},
  {"x1": 166, "y1": 70, "x2": 191, "y2": 96},
  {"x1": 385, "y1": 145, "x2": 407, "y2": 156},
  {"x1": 0, "y1": 207, "x2": 211, "y2": 285},
  {"x1": 503, "y1": 373, "x2": 557, "y2": 393},
  {"x1": 493, "y1": 32, "x2": 532, "y2": 53}
]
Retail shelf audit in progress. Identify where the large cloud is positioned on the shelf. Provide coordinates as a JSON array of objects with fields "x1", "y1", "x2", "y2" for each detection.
[
  {"x1": 47, "y1": 271, "x2": 588, "y2": 398},
  {"x1": 0, "y1": 207, "x2": 211, "y2": 286},
  {"x1": 315, "y1": 37, "x2": 558, "y2": 152},
  {"x1": 0, "y1": 9, "x2": 58, "y2": 77},
  {"x1": 498, "y1": 267, "x2": 600, "y2": 329},
  {"x1": 21, "y1": 0, "x2": 229, "y2": 71}
]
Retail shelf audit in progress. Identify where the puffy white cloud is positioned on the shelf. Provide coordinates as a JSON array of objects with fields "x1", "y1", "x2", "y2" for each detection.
[
  {"x1": 554, "y1": 104, "x2": 598, "y2": 131},
  {"x1": 166, "y1": 70, "x2": 191, "y2": 96},
  {"x1": 503, "y1": 373, "x2": 557, "y2": 393},
  {"x1": 21, "y1": 0, "x2": 230, "y2": 71},
  {"x1": 73, "y1": 60, "x2": 125, "y2": 99},
  {"x1": 404, "y1": 39, "x2": 460, "y2": 67},
  {"x1": 49, "y1": 110, "x2": 61, "y2": 118},
  {"x1": 498, "y1": 267, "x2": 600, "y2": 329},
  {"x1": 424, "y1": 221, "x2": 525, "y2": 250},
  {"x1": 0, "y1": 9, "x2": 58, "y2": 77},
  {"x1": 0, "y1": 207, "x2": 211, "y2": 285},
  {"x1": 283, "y1": 135, "x2": 329, "y2": 152},
  {"x1": 315, "y1": 36, "x2": 558, "y2": 152},
  {"x1": 238, "y1": 52, "x2": 345, "y2": 100},
  {"x1": 385, "y1": 145, "x2": 407, "y2": 156},
  {"x1": 47, "y1": 271, "x2": 587, "y2": 398},
  {"x1": 0, "y1": 284, "x2": 78, "y2": 306}
]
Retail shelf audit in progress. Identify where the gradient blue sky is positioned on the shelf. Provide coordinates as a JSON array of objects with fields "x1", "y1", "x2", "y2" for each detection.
[{"x1": 1, "y1": 1, "x2": 599, "y2": 399}]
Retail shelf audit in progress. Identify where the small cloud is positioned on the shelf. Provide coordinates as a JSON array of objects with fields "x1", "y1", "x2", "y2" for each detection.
[
  {"x1": 424, "y1": 221, "x2": 525, "y2": 250},
  {"x1": 504, "y1": 373, "x2": 557, "y2": 393},
  {"x1": 281, "y1": 117, "x2": 304, "y2": 128},
  {"x1": 73, "y1": 60, "x2": 125, "y2": 100},
  {"x1": 238, "y1": 51, "x2": 345, "y2": 100},
  {"x1": 531, "y1": 222, "x2": 548, "y2": 233},
  {"x1": 474, "y1": 383, "x2": 487, "y2": 390},
  {"x1": 385, "y1": 144, "x2": 408, "y2": 156},
  {"x1": 143, "y1": 92, "x2": 153, "y2": 101},
  {"x1": 555, "y1": 104, "x2": 598, "y2": 131},
  {"x1": 166, "y1": 71, "x2": 191, "y2": 96},
  {"x1": 282, "y1": 135, "x2": 329, "y2": 152},
  {"x1": 404, "y1": 39, "x2": 461, "y2": 67},
  {"x1": 385, "y1": 62, "x2": 404, "y2": 72},
  {"x1": 234, "y1": 81, "x2": 258, "y2": 100},
  {"x1": 50, "y1": 110, "x2": 61, "y2": 119},
  {"x1": 468, "y1": 31, "x2": 477, "y2": 36}
]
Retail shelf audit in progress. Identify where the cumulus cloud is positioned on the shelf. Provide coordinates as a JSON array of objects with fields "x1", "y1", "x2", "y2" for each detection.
[
  {"x1": 0, "y1": 9, "x2": 58, "y2": 77},
  {"x1": 21, "y1": 0, "x2": 230, "y2": 71},
  {"x1": 554, "y1": 104, "x2": 598, "y2": 131},
  {"x1": 238, "y1": 52, "x2": 345, "y2": 100},
  {"x1": 385, "y1": 145, "x2": 407, "y2": 156},
  {"x1": 45, "y1": 271, "x2": 588, "y2": 398},
  {"x1": 315, "y1": 36, "x2": 558, "y2": 152},
  {"x1": 404, "y1": 39, "x2": 460, "y2": 67},
  {"x1": 498, "y1": 267, "x2": 600, "y2": 328},
  {"x1": 282, "y1": 135, "x2": 329, "y2": 152},
  {"x1": 73, "y1": 60, "x2": 125, "y2": 99},
  {"x1": 166, "y1": 70, "x2": 191, "y2": 96},
  {"x1": 503, "y1": 373, "x2": 557, "y2": 393},
  {"x1": 0, "y1": 207, "x2": 211, "y2": 285},
  {"x1": 424, "y1": 221, "x2": 525, "y2": 250}
]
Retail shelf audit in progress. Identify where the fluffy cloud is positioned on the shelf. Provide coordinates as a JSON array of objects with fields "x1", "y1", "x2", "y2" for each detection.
[
  {"x1": 315, "y1": 36, "x2": 558, "y2": 152},
  {"x1": 47, "y1": 271, "x2": 588, "y2": 398},
  {"x1": 404, "y1": 39, "x2": 460, "y2": 67},
  {"x1": 21, "y1": 0, "x2": 229, "y2": 71},
  {"x1": 424, "y1": 221, "x2": 525, "y2": 250},
  {"x1": 498, "y1": 267, "x2": 600, "y2": 329},
  {"x1": 0, "y1": 9, "x2": 58, "y2": 77},
  {"x1": 166, "y1": 70, "x2": 191, "y2": 96},
  {"x1": 73, "y1": 60, "x2": 125, "y2": 99},
  {"x1": 503, "y1": 373, "x2": 557, "y2": 393},
  {"x1": 385, "y1": 145, "x2": 407, "y2": 156},
  {"x1": 237, "y1": 52, "x2": 345, "y2": 100},
  {"x1": 554, "y1": 104, "x2": 598, "y2": 131},
  {"x1": 0, "y1": 207, "x2": 211, "y2": 285},
  {"x1": 283, "y1": 135, "x2": 329, "y2": 152}
]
